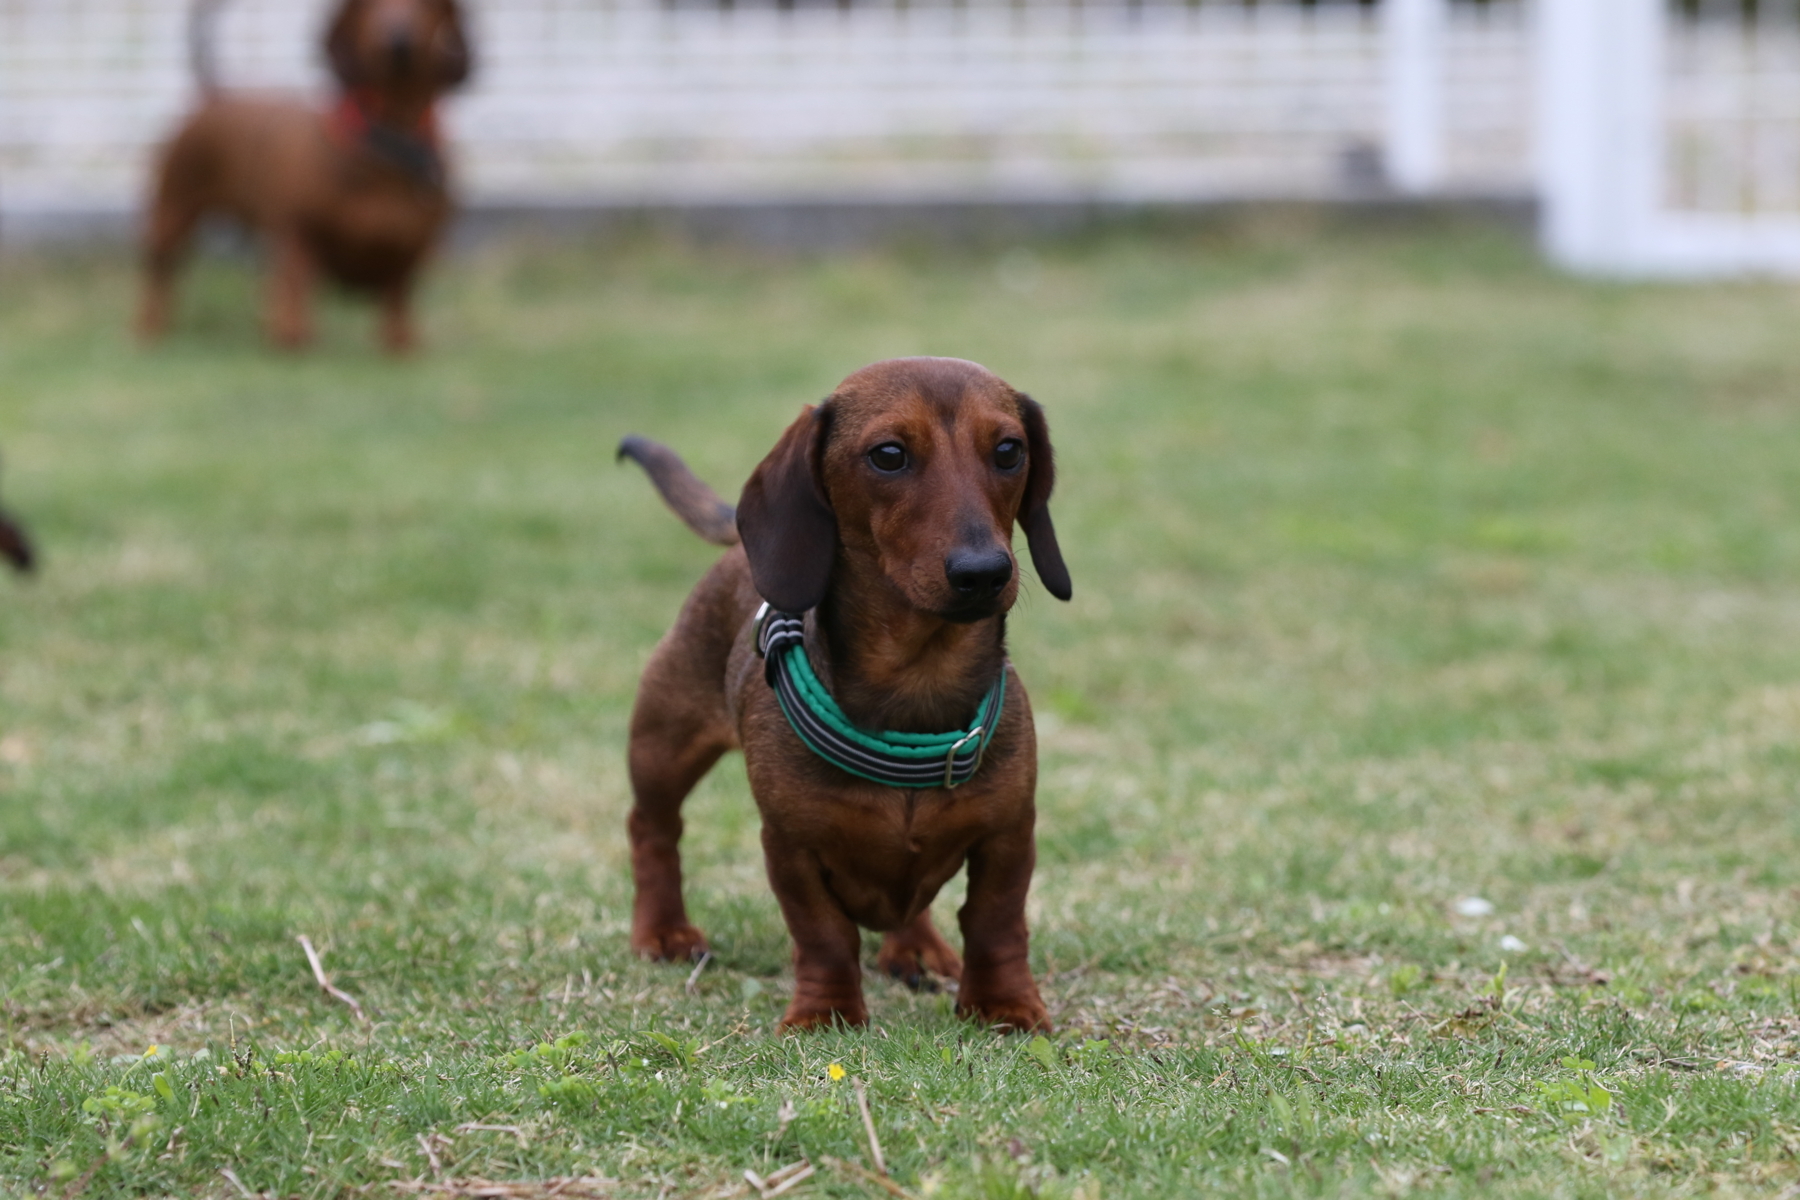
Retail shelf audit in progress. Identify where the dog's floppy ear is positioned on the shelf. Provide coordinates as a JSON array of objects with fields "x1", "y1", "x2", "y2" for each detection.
[
  {"x1": 325, "y1": 0, "x2": 368, "y2": 86},
  {"x1": 1016, "y1": 394, "x2": 1072, "y2": 601},
  {"x1": 738, "y1": 403, "x2": 837, "y2": 613},
  {"x1": 432, "y1": 0, "x2": 472, "y2": 88}
]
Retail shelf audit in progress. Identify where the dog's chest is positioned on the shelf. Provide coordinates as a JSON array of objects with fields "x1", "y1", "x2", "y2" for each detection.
[
  {"x1": 795, "y1": 779, "x2": 1018, "y2": 927},
  {"x1": 818, "y1": 823, "x2": 964, "y2": 930},
  {"x1": 305, "y1": 185, "x2": 446, "y2": 285}
]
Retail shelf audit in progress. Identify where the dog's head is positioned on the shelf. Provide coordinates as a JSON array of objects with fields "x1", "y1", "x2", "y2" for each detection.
[
  {"x1": 326, "y1": 0, "x2": 472, "y2": 95},
  {"x1": 739, "y1": 357, "x2": 1071, "y2": 620}
]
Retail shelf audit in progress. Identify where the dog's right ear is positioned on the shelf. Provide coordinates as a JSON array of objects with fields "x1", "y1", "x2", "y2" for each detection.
[
  {"x1": 325, "y1": 0, "x2": 368, "y2": 87},
  {"x1": 738, "y1": 403, "x2": 836, "y2": 614}
]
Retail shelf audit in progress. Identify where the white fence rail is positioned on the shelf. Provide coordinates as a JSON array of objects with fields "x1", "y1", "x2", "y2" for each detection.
[
  {"x1": 18, "y1": 0, "x2": 1800, "y2": 278},
  {"x1": 0, "y1": 0, "x2": 1532, "y2": 226}
]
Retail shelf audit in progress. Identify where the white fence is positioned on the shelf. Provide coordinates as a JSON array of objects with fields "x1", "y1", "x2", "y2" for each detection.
[
  {"x1": 12, "y1": 0, "x2": 1800, "y2": 276},
  {"x1": 0, "y1": 0, "x2": 1532, "y2": 228},
  {"x1": 1541, "y1": 0, "x2": 1800, "y2": 274}
]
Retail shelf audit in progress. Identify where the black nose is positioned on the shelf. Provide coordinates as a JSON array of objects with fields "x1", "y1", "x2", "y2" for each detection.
[
  {"x1": 388, "y1": 31, "x2": 415, "y2": 71},
  {"x1": 945, "y1": 548, "x2": 1013, "y2": 600}
]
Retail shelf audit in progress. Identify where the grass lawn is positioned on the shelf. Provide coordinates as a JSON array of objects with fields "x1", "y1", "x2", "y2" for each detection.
[{"x1": 2, "y1": 214, "x2": 1799, "y2": 1198}]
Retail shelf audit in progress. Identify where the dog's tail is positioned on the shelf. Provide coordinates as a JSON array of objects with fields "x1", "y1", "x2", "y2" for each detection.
[
  {"x1": 189, "y1": 0, "x2": 231, "y2": 95},
  {"x1": 617, "y1": 436, "x2": 740, "y2": 547}
]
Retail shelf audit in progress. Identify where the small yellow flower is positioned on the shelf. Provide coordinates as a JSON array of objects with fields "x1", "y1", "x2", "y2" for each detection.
[
  {"x1": 143, "y1": 1045, "x2": 160, "y2": 1058},
  {"x1": 827, "y1": 1062, "x2": 846, "y2": 1082}
]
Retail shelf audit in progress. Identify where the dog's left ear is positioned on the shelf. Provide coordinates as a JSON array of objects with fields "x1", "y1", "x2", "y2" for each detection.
[
  {"x1": 432, "y1": 0, "x2": 472, "y2": 88},
  {"x1": 738, "y1": 402, "x2": 837, "y2": 614},
  {"x1": 325, "y1": 0, "x2": 368, "y2": 87},
  {"x1": 1016, "y1": 394, "x2": 1072, "y2": 601}
]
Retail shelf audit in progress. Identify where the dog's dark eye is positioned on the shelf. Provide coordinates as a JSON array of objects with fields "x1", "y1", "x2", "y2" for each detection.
[
  {"x1": 868, "y1": 443, "x2": 908, "y2": 473},
  {"x1": 993, "y1": 439, "x2": 1024, "y2": 471}
]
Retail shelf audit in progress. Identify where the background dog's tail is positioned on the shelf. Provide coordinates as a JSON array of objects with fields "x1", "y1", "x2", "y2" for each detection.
[
  {"x1": 617, "y1": 436, "x2": 740, "y2": 547},
  {"x1": 189, "y1": 0, "x2": 231, "y2": 95}
]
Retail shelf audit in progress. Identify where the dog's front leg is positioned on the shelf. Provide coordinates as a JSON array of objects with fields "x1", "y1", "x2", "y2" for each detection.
[
  {"x1": 265, "y1": 229, "x2": 316, "y2": 350},
  {"x1": 956, "y1": 827, "x2": 1050, "y2": 1033},
  {"x1": 761, "y1": 826, "x2": 867, "y2": 1030}
]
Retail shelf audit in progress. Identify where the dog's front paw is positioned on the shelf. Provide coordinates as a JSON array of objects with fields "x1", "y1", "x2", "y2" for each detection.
[
  {"x1": 956, "y1": 993, "x2": 1051, "y2": 1034},
  {"x1": 631, "y1": 923, "x2": 709, "y2": 963}
]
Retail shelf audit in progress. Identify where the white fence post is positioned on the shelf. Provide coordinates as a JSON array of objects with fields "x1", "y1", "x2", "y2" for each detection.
[
  {"x1": 1384, "y1": 0, "x2": 1445, "y2": 193},
  {"x1": 1537, "y1": 0, "x2": 1664, "y2": 272}
]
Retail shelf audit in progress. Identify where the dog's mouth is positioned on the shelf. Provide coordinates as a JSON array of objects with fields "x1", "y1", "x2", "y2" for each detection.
[{"x1": 937, "y1": 595, "x2": 1008, "y2": 624}]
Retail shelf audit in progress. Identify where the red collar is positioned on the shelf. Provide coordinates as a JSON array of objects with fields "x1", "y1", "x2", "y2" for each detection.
[{"x1": 327, "y1": 89, "x2": 440, "y2": 151}]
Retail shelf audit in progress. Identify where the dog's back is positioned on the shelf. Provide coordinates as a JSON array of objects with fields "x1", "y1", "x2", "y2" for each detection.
[{"x1": 151, "y1": 98, "x2": 327, "y2": 221}]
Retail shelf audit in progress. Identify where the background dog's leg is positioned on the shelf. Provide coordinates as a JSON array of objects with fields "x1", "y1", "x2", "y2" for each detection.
[
  {"x1": 138, "y1": 196, "x2": 202, "y2": 342},
  {"x1": 378, "y1": 278, "x2": 417, "y2": 355},
  {"x1": 761, "y1": 828, "x2": 868, "y2": 1030},
  {"x1": 265, "y1": 229, "x2": 315, "y2": 350},
  {"x1": 876, "y1": 910, "x2": 963, "y2": 991},
  {"x1": 955, "y1": 829, "x2": 1051, "y2": 1032}
]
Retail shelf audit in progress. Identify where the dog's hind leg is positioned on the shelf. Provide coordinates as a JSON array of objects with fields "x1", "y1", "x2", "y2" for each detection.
[
  {"x1": 626, "y1": 565, "x2": 743, "y2": 962},
  {"x1": 877, "y1": 911, "x2": 963, "y2": 991},
  {"x1": 626, "y1": 703, "x2": 729, "y2": 963},
  {"x1": 265, "y1": 228, "x2": 316, "y2": 350},
  {"x1": 137, "y1": 194, "x2": 203, "y2": 342}
]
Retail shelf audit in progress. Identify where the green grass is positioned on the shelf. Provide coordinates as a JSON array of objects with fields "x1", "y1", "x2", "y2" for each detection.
[{"x1": 2, "y1": 214, "x2": 1799, "y2": 1198}]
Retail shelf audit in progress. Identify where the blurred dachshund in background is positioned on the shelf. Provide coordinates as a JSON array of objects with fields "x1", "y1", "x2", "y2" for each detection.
[
  {"x1": 138, "y1": 0, "x2": 472, "y2": 353},
  {"x1": 0, "y1": 458, "x2": 36, "y2": 575}
]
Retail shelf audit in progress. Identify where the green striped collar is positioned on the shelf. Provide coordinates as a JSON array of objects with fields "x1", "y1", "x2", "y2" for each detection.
[{"x1": 754, "y1": 603, "x2": 1006, "y2": 790}]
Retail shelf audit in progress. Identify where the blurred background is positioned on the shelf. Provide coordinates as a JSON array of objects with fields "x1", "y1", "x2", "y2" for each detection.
[
  {"x1": 4, "y1": 0, "x2": 1519, "y2": 227},
  {"x1": 0, "y1": 0, "x2": 1794, "y2": 269},
  {"x1": 6, "y1": 3, "x2": 1800, "y2": 1193}
]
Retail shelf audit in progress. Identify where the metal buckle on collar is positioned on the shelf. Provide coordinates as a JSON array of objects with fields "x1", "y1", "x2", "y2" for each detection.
[
  {"x1": 944, "y1": 726, "x2": 984, "y2": 790},
  {"x1": 752, "y1": 601, "x2": 772, "y2": 657}
]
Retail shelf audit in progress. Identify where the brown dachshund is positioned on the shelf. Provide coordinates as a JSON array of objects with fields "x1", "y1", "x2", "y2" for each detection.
[
  {"x1": 619, "y1": 357, "x2": 1072, "y2": 1032},
  {"x1": 137, "y1": 0, "x2": 471, "y2": 353}
]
